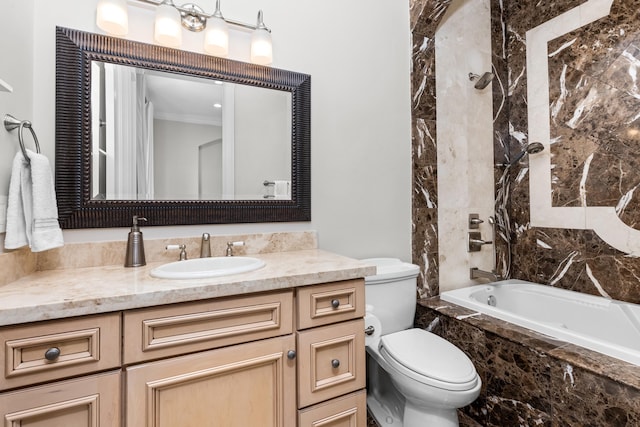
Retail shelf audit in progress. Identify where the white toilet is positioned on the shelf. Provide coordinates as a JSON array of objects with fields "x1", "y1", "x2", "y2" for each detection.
[{"x1": 363, "y1": 258, "x2": 481, "y2": 427}]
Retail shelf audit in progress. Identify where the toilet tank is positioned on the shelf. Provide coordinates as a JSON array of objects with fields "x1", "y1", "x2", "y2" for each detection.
[{"x1": 362, "y1": 258, "x2": 420, "y2": 336}]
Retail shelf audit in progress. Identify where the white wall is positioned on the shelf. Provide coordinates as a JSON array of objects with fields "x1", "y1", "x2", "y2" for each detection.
[
  {"x1": 0, "y1": 0, "x2": 34, "y2": 232},
  {"x1": 436, "y1": 0, "x2": 495, "y2": 291},
  {"x1": 1, "y1": 0, "x2": 412, "y2": 261},
  {"x1": 153, "y1": 119, "x2": 221, "y2": 199}
]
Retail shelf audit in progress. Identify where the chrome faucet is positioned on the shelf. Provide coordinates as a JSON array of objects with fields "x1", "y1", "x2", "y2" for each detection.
[
  {"x1": 470, "y1": 267, "x2": 501, "y2": 282},
  {"x1": 226, "y1": 241, "x2": 244, "y2": 256},
  {"x1": 166, "y1": 244, "x2": 187, "y2": 261},
  {"x1": 200, "y1": 233, "x2": 211, "y2": 258}
]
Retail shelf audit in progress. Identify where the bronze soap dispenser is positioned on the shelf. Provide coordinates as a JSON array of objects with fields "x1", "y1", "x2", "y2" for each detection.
[{"x1": 125, "y1": 216, "x2": 147, "y2": 267}]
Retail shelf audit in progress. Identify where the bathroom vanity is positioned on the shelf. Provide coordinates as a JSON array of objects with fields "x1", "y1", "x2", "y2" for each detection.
[{"x1": 0, "y1": 247, "x2": 373, "y2": 426}]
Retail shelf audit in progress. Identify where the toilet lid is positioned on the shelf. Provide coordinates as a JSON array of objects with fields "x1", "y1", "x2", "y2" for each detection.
[{"x1": 380, "y1": 328, "x2": 478, "y2": 391}]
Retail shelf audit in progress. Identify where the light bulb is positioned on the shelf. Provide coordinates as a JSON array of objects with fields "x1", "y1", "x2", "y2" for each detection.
[
  {"x1": 96, "y1": 0, "x2": 128, "y2": 36},
  {"x1": 250, "y1": 11, "x2": 272, "y2": 65},
  {"x1": 154, "y1": 1, "x2": 182, "y2": 48},
  {"x1": 204, "y1": 16, "x2": 229, "y2": 57}
]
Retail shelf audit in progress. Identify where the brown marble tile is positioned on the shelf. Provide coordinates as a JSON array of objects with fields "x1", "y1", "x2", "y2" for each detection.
[
  {"x1": 366, "y1": 412, "x2": 380, "y2": 427},
  {"x1": 549, "y1": 360, "x2": 640, "y2": 426},
  {"x1": 507, "y1": 1, "x2": 588, "y2": 32},
  {"x1": 411, "y1": 0, "x2": 454, "y2": 37},
  {"x1": 417, "y1": 298, "x2": 640, "y2": 426},
  {"x1": 547, "y1": 1, "x2": 640, "y2": 81},
  {"x1": 411, "y1": 0, "x2": 448, "y2": 298}
]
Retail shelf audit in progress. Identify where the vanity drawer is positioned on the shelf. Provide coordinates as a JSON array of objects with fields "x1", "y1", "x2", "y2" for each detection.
[
  {"x1": 123, "y1": 290, "x2": 293, "y2": 364},
  {"x1": 0, "y1": 313, "x2": 121, "y2": 391},
  {"x1": 0, "y1": 370, "x2": 121, "y2": 426},
  {"x1": 297, "y1": 279, "x2": 365, "y2": 330},
  {"x1": 297, "y1": 318, "x2": 366, "y2": 408},
  {"x1": 298, "y1": 390, "x2": 366, "y2": 427}
]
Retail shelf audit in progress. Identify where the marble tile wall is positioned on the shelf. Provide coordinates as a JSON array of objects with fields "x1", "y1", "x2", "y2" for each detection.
[
  {"x1": 412, "y1": 0, "x2": 640, "y2": 300},
  {"x1": 493, "y1": 0, "x2": 640, "y2": 303},
  {"x1": 411, "y1": 0, "x2": 453, "y2": 298},
  {"x1": 405, "y1": 1, "x2": 640, "y2": 423}
]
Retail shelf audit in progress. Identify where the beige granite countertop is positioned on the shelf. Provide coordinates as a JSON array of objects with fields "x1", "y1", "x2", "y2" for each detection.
[{"x1": 0, "y1": 249, "x2": 375, "y2": 327}]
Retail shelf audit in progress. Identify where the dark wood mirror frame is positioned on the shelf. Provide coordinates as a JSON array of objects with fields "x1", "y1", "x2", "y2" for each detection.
[{"x1": 55, "y1": 26, "x2": 311, "y2": 229}]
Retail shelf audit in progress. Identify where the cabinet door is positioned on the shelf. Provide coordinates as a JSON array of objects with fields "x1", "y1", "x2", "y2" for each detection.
[
  {"x1": 0, "y1": 370, "x2": 121, "y2": 427},
  {"x1": 126, "y1": 334, "x2": 296, "y2": 427}
]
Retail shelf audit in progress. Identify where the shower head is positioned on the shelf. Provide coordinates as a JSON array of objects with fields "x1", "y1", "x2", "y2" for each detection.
[
  {"x1": 469, "y1": 72, "x2": 495, "y2": 90},
  {"x1": 510, "y1": 142, "x2": 545, "y2": 165}
]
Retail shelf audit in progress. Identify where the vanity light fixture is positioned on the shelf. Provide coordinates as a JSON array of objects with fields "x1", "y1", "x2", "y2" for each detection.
[{"x1": 96, "y1": 0, "x2": 273, "y2": 65}]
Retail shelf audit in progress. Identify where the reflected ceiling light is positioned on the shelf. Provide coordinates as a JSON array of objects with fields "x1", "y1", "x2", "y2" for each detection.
[
  {"x1": 96, "y1": 0, "x2": 273, "y2": 65},
  {"x1": 96, "y1": 0, "x2": 129, "y2": 36}
]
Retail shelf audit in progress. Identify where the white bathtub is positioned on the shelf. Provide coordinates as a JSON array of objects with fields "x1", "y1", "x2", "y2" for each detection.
[{"x1": 440, "y1": 280, "x2": 640, "y2": 366}]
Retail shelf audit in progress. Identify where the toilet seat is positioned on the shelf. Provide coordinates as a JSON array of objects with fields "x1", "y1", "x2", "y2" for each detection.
[{"x1": 379, "y1": 328, "x2": 479, "y2": 392}]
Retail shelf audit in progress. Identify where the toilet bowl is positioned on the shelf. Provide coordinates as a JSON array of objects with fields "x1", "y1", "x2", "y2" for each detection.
[{"x1": 363, "y1": 258, "x2": 481, "y2": 427}]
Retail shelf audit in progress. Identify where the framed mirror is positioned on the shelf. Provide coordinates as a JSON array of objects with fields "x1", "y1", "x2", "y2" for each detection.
[{"x1": 55, "y1": 26, "x2": 311, "y2": 229}]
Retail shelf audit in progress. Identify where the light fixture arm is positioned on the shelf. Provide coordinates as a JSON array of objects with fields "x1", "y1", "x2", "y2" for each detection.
[{"x1": 139, "y1": 0, "x2": 271, "y2": 32}]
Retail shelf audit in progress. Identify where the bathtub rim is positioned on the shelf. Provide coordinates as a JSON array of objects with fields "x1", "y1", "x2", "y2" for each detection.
[{"x1": 440, "y1": 280, "x2": 640, "y2": 367}]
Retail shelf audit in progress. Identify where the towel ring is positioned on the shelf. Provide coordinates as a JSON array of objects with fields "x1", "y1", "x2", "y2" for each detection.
[{"x1": 4, "y1": 114, "x2": 41, "y2": 163}]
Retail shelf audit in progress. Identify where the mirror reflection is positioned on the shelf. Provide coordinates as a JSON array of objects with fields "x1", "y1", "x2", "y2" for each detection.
[
  {"x1": 55, "y1": 26, "x2": 311, "y2": 228},
  {"x1": 91, "y1": 62, "x2": 292, "y2": 201}
]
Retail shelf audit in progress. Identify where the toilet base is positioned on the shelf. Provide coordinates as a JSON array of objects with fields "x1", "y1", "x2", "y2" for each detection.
[
  {"x1": 404, "y1": 402, "x2": 459, "y2": 427},
  {"x1": 367, "y1": 394, "x2": 403, "y2": 427},
  {"x1": 368, "y1": 393, "x2": 460, "y2": 427}
]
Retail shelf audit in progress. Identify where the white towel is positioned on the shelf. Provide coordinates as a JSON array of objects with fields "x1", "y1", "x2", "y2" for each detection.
[
  {"x1": 273, "y1": 180, "x2": 291, "y2": 198},
  {"x1": 5, "y1": 150, "x2": 64, "y2": 252}
]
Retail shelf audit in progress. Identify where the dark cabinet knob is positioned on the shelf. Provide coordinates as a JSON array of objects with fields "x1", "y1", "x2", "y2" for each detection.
[
  {"x1": 44, "y1": 347, "x2": 61, "y2": 361},
  {"x1": 331, "y1": 299, "x2": 340, "y2": 309},
  {"x1": 331, "y1": 359, "x2": 340, "y2": 369},
  {"x1": 287, "y1": 350, "x2": 296, "y2": 360}
]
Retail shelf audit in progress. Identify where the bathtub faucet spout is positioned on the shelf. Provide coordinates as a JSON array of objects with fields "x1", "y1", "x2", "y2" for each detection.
[{"x1": 470, "y1": 267, "x2": 501, "y2": 282}]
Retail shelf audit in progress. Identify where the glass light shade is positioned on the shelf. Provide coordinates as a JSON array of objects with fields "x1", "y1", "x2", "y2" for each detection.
[
  {"x1": 204, "y1": 16, "x2": 229, "y2": 57},
  {"x1": 154, "y1": 2, "x2": 182, "y2": 48},
  {"x1": 250, "y1": 28, "x2": 272, "y2": 66},
  {"x1": 96, "y1": 0, "x2": 128, "y2": 36}
]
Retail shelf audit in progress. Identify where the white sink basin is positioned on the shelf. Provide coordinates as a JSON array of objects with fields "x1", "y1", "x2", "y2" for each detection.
[{"x1": 150, "y1": 257, "x2": 265, "y2": 280}]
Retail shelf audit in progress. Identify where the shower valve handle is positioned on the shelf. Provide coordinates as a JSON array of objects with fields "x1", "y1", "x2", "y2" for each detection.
[{"x1": 468, "y1": 232, "x2": 493, "y2": 252}]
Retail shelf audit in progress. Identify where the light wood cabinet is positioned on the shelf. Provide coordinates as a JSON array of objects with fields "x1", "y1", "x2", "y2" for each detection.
[
  {"x1": 298, "y1": 390, "x2": 367, "y2": 427},
  {"x1": 296, "y1": 279, "x2": 365, "y2": 330},
  {"x1": 0, "y1": 279, "x2": 366, "y2": 427},
  {"x1": 126, "y1": 334, "x2": 296, "y2": 427},
  {"x1": 296, "y1": 279, "x2": 366, "y2": 427},
  {"x1": 297, "y1": 319, "x2": 366, "y2": 408},
  {"x1": 0, "y1": 370, "x2": 121, "y2": 426},
  {"x1": 123, "y1": 290, "x2": 293, "y2": 364},
  {"x1": 0, "y1": 313, "x2": 120, "y2": 391}
]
